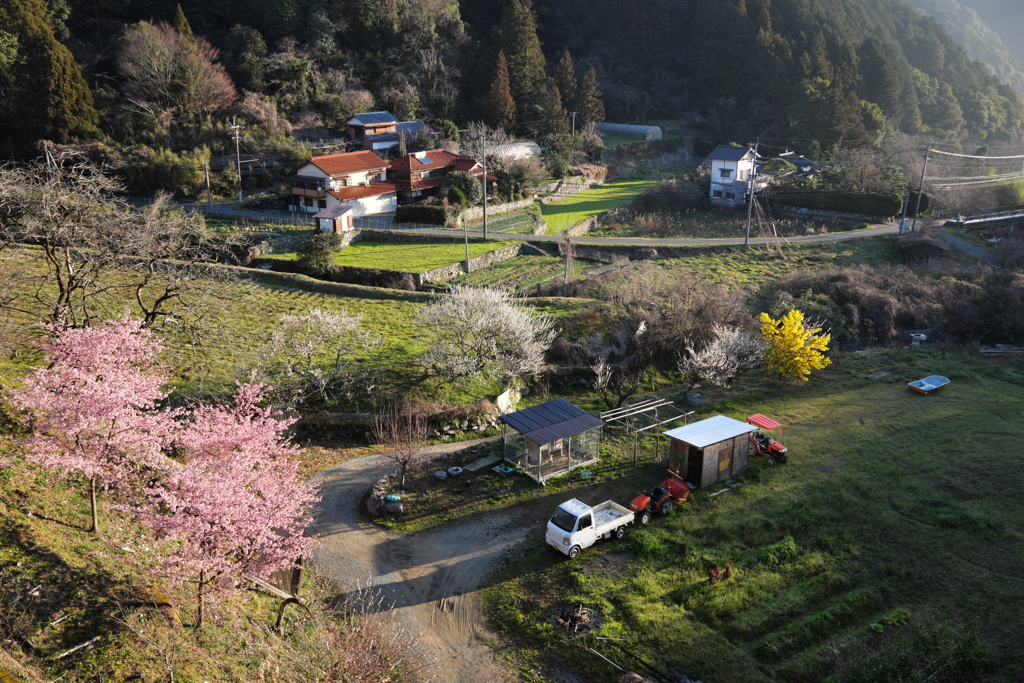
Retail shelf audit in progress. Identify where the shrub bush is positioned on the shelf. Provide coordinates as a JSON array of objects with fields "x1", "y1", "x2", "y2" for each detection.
[
  {"x1": 394, "y1": 205, "x2": 448, "y2": 225},
  {"x1": 772, "y1": 188, "x2": 903, "y2": 217},
  {"x1": 296, "y1": 231, "x2": 342, "y2": 278}
]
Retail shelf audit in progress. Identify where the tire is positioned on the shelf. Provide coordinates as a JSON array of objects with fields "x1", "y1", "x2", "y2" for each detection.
[
  {"x1": 615, "y1": 526, "x2": 626, "y2": 539},
  {"x1": 568, "y1": 545, "x2": 581, "y2": 559},
  {"x1": 767, "y1": 456, "x2": 777, "y2": 467},
  {"x1": 661, "y1": 501, "x2": 674, "y2": 515},
  {"x1": 640, "y1": 511, "x2": 652, "y2": 524}
]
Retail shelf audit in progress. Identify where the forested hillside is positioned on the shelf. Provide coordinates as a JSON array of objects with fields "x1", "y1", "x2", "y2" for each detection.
[
  {"x1": 906, "y1": 0, "x2": 1024, "y2": 94},
  {"x1": 1, "y1": 0, "x2": 1023, "y2": 172}
]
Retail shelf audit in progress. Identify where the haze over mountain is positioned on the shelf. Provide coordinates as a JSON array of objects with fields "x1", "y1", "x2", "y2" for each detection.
[{"x1": 906, "y1": 0, "x2": 1024, "y2": 93}]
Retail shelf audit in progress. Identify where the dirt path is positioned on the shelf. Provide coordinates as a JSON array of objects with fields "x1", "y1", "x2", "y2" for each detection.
[{"x1": 307, "y1": 438, "x2": 523, "y2": 683}]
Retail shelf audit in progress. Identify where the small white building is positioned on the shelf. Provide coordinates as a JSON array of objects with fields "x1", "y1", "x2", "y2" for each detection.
[
  {"x1": 289, "y1": 150, "x2": 397, "y2": 217},
  {"x1": 705, "y1": 145, "x2": 765, "y2": 206},
  {"x1": 313, "y1": 205, "x2": 354, "y2": 233}
]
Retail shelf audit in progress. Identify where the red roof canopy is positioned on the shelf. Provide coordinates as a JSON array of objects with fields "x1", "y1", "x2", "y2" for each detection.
[{"x1": 747, "y1": 414, "x2": 781, "y2": 430}]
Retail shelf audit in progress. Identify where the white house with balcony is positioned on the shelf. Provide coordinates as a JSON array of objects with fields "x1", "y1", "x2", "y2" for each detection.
[
  {"x1": 288, "y1": 150, "x2": 397, "y2": 217},
  {"x1": 706, "y1": 145, "x2": 765, "y2": 206}
]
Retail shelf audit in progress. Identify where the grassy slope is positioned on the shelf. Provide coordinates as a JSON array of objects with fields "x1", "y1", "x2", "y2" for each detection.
[
  {"x1": 542, "y1": 180, "x2": 660, "y2": 234},
  {"x1": 261, "y1": 238, "x2": 512, "y2": 272},
  {"x1": 482, "y1": 349, "x2": 1024, "y2": 682}
]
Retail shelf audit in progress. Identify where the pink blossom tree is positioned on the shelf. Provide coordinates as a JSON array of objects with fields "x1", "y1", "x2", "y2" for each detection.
[
  {"x1": 138, "y1": 383, "x2": 319, "y2": 628},
  {"x1": 8, "y1": 316, "x2": 174, "y2": 533}
]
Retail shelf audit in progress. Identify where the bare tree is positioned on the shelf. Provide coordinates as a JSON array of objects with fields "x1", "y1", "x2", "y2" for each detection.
[
  {"x1": 588, "y1": 319, "x2": 650, "y2": 409},
  {"x1": 117, "y1": 21, "x2": 236, "y2": 121},
  {"x1": 415, "y1": 285, "x2": 556, "y2": 388},
  {"x1": 0, "y1": 155, "x2": 244, "y2": 331},
  {"x1": 256, "y1": 307, "x2": 382, "y2": 408},
  {"x1": 373, "y1": 404, "x2": 429, "y2": 489}
]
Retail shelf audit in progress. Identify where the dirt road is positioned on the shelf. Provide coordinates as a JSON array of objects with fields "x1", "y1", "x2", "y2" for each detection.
[{"x1": 308, "y1": 440, "x2": 523, "y2": 683}]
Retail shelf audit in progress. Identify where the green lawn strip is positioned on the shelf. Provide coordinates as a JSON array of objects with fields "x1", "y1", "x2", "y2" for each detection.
[
  {"x1": 481, "y1": 348, "x2": 1022, "y2": 682},
  {"x1": 262, "y1": 239, "x2": 513, "y2": 273},
  {"x1": 542, "y1": 179, "x2": 661, "y2": 235}
]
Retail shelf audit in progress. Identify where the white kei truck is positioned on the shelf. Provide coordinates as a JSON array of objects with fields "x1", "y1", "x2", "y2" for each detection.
[{"x1": 546, "y1": 498, "x2": 635, "y2": 559}]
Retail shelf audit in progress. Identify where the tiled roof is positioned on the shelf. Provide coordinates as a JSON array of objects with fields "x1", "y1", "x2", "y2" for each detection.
[
  {"x1": 706, "y1": 145, "x2": 756, "y2": 162},
  {"x1": 389, "y1": 150, "x2": 469, "y2": 172},
  {"x1": 349, "y1": 111, "x2": 397, "y2": 125},
  {"x1": 309, "y1": 151, "x2": 389, "y2": 177},
  {"x1": 391, "y1": 177, "x2": 445, "y2": 191},
  {"x1": 328, "y1": 181, "x2": 397, "y2": 201}
]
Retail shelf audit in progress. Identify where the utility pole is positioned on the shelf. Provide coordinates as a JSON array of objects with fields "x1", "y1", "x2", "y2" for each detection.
[
  {"x1": 744, "y1": 139, "x2": 760, "y2": 249},
  {"x1": 203, "y1": 161, "x2": 212, "y2": 206},
  {"x1": 230, "y1": 116, "x2": 243, "y2": 205},
  {"x1": 570, "y1": 111, "x2": 578, "y2": 137},
  {"x1": 481, "y1": 131, "x2": 489, "y2": 240},
  {"x1": 912, "y1": 145, "x2": 931, "y2": 233},
  {"x1": 463, "y1": 215, "x2": 471, "y2": 274},
  {"x1": 563, "y1": 236, "x2": 573, "y2": 288}
]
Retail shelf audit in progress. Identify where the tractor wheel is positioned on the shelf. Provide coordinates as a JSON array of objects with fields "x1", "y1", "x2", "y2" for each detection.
[
  {"x1": 640, "y1": 511, "x2": 652, "y2": 524},
  {"x1": 568, "y1": 545, "x2": 581, "y2": 559},
  {"x1": 767, "y1": 456, "x2": 777, "y2": 467},
  {"x1": 661, "y1": 501, "x2": 674, "y2": 515},
  {"x1": 615, "y1": 526, "x2": 626, "y2": 539}
]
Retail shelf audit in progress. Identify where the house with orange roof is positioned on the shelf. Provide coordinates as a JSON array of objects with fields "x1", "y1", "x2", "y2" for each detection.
[
  {"x1": 288, "y1": 150, "x2": 397, "y2": 216},
  {"x1": 387, "y1": 149, "x2": 490, "y2": 204}
]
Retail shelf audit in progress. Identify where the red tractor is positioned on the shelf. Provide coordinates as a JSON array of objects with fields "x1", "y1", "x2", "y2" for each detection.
[
  {"x1": 629, "y1": 474, "x2": 691, "y2": 524},
  {"x1": 747, "y1": 414, "x2": 788, "y2": 466}
]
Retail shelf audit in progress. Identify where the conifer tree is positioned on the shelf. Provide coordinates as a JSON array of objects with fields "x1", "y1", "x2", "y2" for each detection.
[
  {"x1": 576, "y1": 67, "x2": 605, "y2": 124},
  {"x1": 541, "y1": 83, "x2": 569, "y2": 136},
  {"x1": 497, "y1": 0, "x2": 547, "y2": 112},
  {"x1": 172, "y1": 4, "x2": 194, "y2": 42},
  {"x1": 554, "y1": 49, "x2": 577, "y2": 113},
  {"x1": 0, "y1": 0, "x2": 98, "y2": 144},
  {"x1": 487, "y1": 51, "x2": 517, "y2": 131}
]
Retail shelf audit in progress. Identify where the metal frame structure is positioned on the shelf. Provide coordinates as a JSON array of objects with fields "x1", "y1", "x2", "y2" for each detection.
[{"x1": 600, "y1": 398, "x2": 694, "y2": 465}]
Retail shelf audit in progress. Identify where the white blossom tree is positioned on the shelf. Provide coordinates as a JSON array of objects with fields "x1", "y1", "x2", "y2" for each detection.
[
  {"x1": 255, "y1": 307, "x2": 382, "y2": 407},
  {"x1": 678, "y1": 324, "x2": 766, "y2": 394},
  {"x1": 415, "y1": 286, "x2": 556, "y2": 388}
]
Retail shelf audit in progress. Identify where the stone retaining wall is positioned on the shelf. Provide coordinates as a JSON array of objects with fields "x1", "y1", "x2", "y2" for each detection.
[{"x1": 461, "y1": 197, "x2": 535, "y2": 220}]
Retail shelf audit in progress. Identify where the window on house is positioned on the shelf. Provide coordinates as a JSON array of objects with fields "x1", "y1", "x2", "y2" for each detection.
[
  {"x1": 720, "y1": 168, "x2": 732, "y2": 179},
  {"x1": 725, "y1": 192, "x2": 735, "y2": 200},
  {"x1": 318, "y1": 199, "x2": 326, "y2": 208},
  {"x1": 713, "y1": 190, "x2": 723, "y2": 198},
  {"x1": 304, "y1": 197, "x2": 313, "y2": 207}
]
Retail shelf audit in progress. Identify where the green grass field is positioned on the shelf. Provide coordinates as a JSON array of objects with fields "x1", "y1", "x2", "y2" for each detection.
[
  {"x1": 482, "y1": 348, "x2": 1024, "y2": 682},
  {"x1": 542, "y1": 180, "x2": 660, "y2": 234},
  {"x1": 261, "y1": 238, "x2": 513, "y2": 272}
]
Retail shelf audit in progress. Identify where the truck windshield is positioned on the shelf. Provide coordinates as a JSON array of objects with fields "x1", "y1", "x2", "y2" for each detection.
[{"x1": 550, "y1": 507, "x2": 578, "y2": 533}]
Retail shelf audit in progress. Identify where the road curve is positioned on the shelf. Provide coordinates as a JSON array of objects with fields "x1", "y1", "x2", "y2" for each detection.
[{"x1": 307, "y1": 443, "x2": 521, "y2": 683}]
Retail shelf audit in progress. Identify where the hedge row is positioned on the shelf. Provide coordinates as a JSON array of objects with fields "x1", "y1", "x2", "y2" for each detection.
[
  {"x1": 771, "y1": 189, "x2": 907, "y2": 217},
  {"x1": 394, "y1": 205, "x2": 449, "y2": 225}
]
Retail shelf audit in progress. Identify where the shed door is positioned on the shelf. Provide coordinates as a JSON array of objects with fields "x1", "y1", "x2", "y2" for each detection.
[
  {"x1": 717, "y1": 444, "x2": 734, "y2": 483},
  {"x1": 702, "y1": 446, "x2": 719, "y2": 486},
  {"x1": 686, "y1": 446, "x2": 703, "y2": 484}
]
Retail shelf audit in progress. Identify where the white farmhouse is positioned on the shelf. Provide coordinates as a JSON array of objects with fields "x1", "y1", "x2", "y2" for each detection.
[
  {"x1": 288, "y1": 150, "x2": 397, "y2": 217},
  {"x1": 705, "y1": 145, "x2": 764, "y2": 206}
]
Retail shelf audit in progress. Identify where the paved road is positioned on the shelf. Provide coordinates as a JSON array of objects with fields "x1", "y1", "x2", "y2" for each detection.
[
  {"x1": 941, "y1": 232, "x2": 1000, "y2": 265},
  {"x1": 150, "y1": 200, "x2": 899, "y2": 247}
]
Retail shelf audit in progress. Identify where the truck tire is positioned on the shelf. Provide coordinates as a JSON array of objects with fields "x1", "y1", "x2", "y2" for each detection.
[
  {"x1": 568, "y1": 545, "x2": 581, "y2": 559},
  {"x1": 640, "y1": 511, "x2": 652, "y2": 524},
  {"x1": 661, "y1": 501, "x2": 674, "y2": 515},
  {"x1": 615, "y1": 526, "x2": 626, "y2": 539}
]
